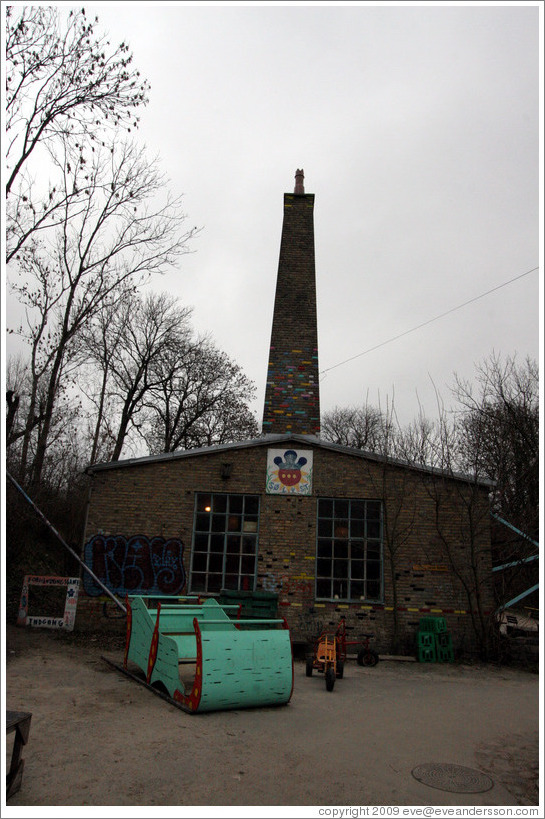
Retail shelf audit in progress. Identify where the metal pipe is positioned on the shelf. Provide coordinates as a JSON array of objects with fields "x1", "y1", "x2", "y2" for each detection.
[
  {"x1": 6, "y1": 471, "x2": 126, "y2": 615},
  {"x1": 491, "y1": 512, "x2": 539, "y2": 549},
  {"x1": 495, "y1": 583, "x2": 540, "y2": 614},
  {"x1": 492, "y1": 554, "x2": 539, "y2": 572}
]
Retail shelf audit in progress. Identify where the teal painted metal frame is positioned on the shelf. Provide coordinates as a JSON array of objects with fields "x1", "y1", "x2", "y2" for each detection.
[
  {"x1": 490, "y1": 513, "x2": 539, "y2": 614},
  {"x1": 496, "y1": 584, "x2": 540, "y2": 614}
]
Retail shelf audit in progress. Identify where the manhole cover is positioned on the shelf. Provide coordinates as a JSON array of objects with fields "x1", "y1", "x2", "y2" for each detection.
[{"x1": 412, "y1": 763, "x2": 494, "y2": 794}]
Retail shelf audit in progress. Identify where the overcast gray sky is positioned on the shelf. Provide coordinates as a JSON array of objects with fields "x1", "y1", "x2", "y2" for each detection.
[{"x1": 12, "y1": 2, "x2": 545, "y2": 428}]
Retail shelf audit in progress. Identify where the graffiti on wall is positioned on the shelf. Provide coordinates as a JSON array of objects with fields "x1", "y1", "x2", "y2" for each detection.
[
  {"x1": 84, "y1": 534, "x2": 186, "y2": 597},
  {"x1": 262, "y1": 572, "x2": 314, "y2": 599}
]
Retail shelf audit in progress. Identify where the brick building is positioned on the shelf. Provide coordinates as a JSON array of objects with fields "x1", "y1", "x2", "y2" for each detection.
[{"x1": 82, "y1": 171, "x2": 495, "y2": 657}]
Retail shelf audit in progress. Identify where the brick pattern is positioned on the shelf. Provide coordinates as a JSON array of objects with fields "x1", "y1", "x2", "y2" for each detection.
[
  {"x1": 262, "y1": 193, "x2": 320, "y2": 436},
  {"x1": 84, "y1": 443, "x2": 494, "y2": 655}
]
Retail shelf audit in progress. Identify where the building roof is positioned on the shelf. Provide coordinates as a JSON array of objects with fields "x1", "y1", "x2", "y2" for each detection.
[{"x1": 86, "y1": 432, "x2": 494, "y2": 487}]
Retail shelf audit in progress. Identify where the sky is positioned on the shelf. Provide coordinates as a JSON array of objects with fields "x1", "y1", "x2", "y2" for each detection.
[{"x1": 5, "y1": 1, "x2": 543, "y2": 430}]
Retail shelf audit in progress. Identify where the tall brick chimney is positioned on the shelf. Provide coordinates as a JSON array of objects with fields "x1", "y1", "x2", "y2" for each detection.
[{"x1": 262, "y1": 170, "x2": 320, "y2": 436}]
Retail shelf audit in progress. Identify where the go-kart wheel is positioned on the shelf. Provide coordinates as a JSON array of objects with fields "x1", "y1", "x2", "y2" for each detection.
[
  {"x1": 363, "y1": 650, "x2": 379, "y2": 667},
  {"x1": 325, "y1": 667, "x2": 336, "y2": 691},
  {"x1": 306, "y1": 657, "x2": 314, "y2": 677}
]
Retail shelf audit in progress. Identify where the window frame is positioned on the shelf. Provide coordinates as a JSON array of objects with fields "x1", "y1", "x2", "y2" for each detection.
[
  {"x1": 189, "y1": 492, "x2": 260, "y2": 595},
  {"x1": 315, "y1": 497, "x2": 383, "y2": 603}
]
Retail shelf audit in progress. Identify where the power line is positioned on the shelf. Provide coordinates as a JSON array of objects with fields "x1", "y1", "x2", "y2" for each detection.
[{"x1": 320, "y1": 266, "x2": 539, "y2": 378}]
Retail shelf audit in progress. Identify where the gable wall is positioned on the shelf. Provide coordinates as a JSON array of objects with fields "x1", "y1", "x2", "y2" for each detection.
[{"x1": 82, "y1": 444, "x2": 494, "y2": 656}]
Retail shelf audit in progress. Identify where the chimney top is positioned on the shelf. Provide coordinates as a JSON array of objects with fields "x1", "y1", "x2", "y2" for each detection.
[{"x1": 294, "y1": 169, "x2": 305, "y2": 195}]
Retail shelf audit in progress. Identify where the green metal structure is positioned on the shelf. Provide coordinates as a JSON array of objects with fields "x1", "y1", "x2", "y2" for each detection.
[{"x1": 122, "y1": 595, "x2": 294, "y2": 713}]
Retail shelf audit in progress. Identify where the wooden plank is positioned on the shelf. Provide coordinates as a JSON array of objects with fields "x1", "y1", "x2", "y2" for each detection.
[{"x1": 6, "y1": 710, "x2": 32, "y2": 799}]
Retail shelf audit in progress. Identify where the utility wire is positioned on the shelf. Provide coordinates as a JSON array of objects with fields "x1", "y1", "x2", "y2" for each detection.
[{"x1": 320, "y1": 266, "x2": 539, "y2": 378}]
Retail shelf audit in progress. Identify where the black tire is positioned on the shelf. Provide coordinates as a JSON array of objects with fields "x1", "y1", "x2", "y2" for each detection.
[
  {"x1": 363, "y1": 649, "x2": 379, "y2": 667},
  {"x1": 336, "y1": 660, "x2": 344, "y2": 679},
  {"x1": 357, "y1": 648, "x2": 365, "y2": 666},
  {"x1": 325, "y1": 667, "x2": 335, "y2": 691},
  {"x1": 306, "y1": 657, "x2": 314, "y2": 677}
]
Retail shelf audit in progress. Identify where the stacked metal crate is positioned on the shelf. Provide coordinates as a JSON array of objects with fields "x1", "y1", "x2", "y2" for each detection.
[{"x1": 417, "y1": 616, "x2": 454, "y2": 663}]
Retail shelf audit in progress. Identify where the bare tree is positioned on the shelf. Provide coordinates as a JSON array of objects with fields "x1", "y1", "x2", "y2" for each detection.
[
  {"x1": 5, "y1": 354, "x2": 43, "y2": 450},
  {"x1": 5, "y1": 6, "x2": 150, "y2": 260},
  {"x1": 452, "y1": 353, "x2": 538, "y2": 541},
  {"x1": 322, "y1": 403, "x2": 393, "y2": 451},
  {"x1": 7, "y1": 137, "x2": 196, "y2": 486},
  {"x1": 143, "y1": 341, "x2": 259, "y2": 453},
  {"x1": 85, "y1": 291, "x2": 194, "y2": 461}
]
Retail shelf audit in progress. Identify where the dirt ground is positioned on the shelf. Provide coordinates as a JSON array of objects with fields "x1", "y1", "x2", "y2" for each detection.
[{"x1": 3, "y1": 624, "x2": 541, "y2": 813}]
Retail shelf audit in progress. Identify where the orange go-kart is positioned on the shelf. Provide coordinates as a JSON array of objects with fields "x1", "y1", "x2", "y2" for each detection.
[{"x1": 305, "y1": 628, "x2": 344, "y2": 691}]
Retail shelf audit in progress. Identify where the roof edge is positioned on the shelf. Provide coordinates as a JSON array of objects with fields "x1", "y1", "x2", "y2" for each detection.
[{"x1": 85, "y1": 433, "x2": 495, "y2": 488}]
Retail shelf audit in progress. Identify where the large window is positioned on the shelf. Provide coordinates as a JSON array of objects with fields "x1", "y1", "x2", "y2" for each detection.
[
  {"x1": 316, "y1": 498, "x2": 382, "y2": 602},
  {"x1": 190, "y1": 493, "x2": 260, "y2": 594}
]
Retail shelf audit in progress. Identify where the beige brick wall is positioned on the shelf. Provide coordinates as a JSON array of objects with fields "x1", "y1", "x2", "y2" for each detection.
[{"x1": 83, "y1": 442, "x2": 494, "y2": 656}]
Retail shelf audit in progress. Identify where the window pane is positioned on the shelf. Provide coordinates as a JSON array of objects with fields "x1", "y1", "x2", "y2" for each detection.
[
  {"x1": 225, "y1": 553, "x2": 239, "y2": 574},
  {"x1": 241, "y1": 555, "x2": 255, "y2": 575},
  {"x1": 196, "y1": 494, "x2": 212, "y2": 513},
  {"x1": 191, "y1": 573, "x2": 206, "y2": 591},
  {"x1": 367, "y1": 560, "x2": 381, "y2": 580},
  {"x1": 367, "y1": 543, "x2": 381, "y2": 561},
  {"x1": 194, "y1": 533, "x2": 209, "y2": 552},
  {"x1": 210, "y1": 534, "x2": 224, "y2": 552},
  {"x1": 229, "y1": 496, "x2": 243, "y2": 513},
  {"x1": 242, "y1": 536, "x2": 256, "y2": 554},
  {"x1": 334, "y1": 499, "x2": 349, "y2": 518},
  {"x1": 192, "y1": 552, "x2": 207, "y2": 573},
  {"x1": 351, "y1": 560, "x2": 365, "y2": 580},
  {"x1": 351, "y1": 542, "x2": 365, "y2": 561},
  {"x1": 316, "y1": 578, "x2": 331, "y2": 598},
  {"x1": 317, "y1": 558, "x2": 332, "y2": 577},
  {"x1": 207, "y1": 574, "x2": 222, "y2": 593},
  {"x1": 333, "y1": 559, "x2": 349, "y2": 579},
  {"x1": 223, "y1": 574, "x2": 238, "y2": 590},
  {"x1": 318, "y1": 499, "x2": 333, "y2": 518},
  {"x1": 243, "y1": 519, "x2": 258, "y2": 533},
  {"x1": 208, "y1": 553, "x2": 223, "y2": 574},
  {"x1": 351, "y1": 500, "x2": 365, "y2": 518},
  {"x1": 212, "y1": 495, "x2": 227, "y2": 512},
  {"x1": 335, "y1": 541, "x2": 348, "y2": 559},
  {"x1": 367, "y1": 520, "x2": 381, "y2": 539},
  {"x1": 318, "y1": 518, "x2": 332, "y2": 537},
  {"x1": 228, "y1": 515, "x2": 241, "y2": 532},
  {"x1": 332, "y1": 578, "x2": 348, "y2": 598},
  {"x1": 240, "y1": 575, "x2": 254, "y2": 591},
  {"x1": 351, "y1": 580, "x2": 364, "y2": 599},
  {"x1": 350, "y1": 518, "x2": 364, "y2": 538},
  {"x1": 244, "y1": 496, "x2": 259, "y2": 515},
  {"x1": 195, "y1": 514, "x2": 211, "y2": 532},
  {"x1": 211, "y1": 514, "x2": 225, "y2": 532},
  {"x1": 367, "y1": 580, "x2": 380, "y2": 599},
  {"x1": 317, "y1": 539, "x2": 333, "y2": 558},
  {"x1": 334, "y1": 520, "x2": 349, "y2": 538},
  {"x1": 226, "y1": 535, "x2": 240, "y2": 554},
  {"x1": 367, "y1": 501, "x2": 381, "y2": 520}
]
